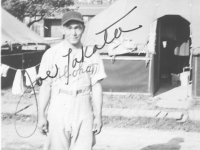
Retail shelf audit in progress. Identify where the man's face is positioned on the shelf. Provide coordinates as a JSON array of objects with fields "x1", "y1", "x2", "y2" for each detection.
[{"x1": 63, "y1": 20, "x2": 85, "y2": 45}]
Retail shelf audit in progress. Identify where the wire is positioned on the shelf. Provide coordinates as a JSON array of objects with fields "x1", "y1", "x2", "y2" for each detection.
[
  {"x1": 15, "y1": 104, "x2": 33, "y2": 114},
  {"x1": 3, "y1": 63, "x2": 41, "y2": 71},
  {"x1": 14, "y1": 70, "x2": 39, "y2": 138},
  {"x1": 1, "y1": 60, "x2": 41, "y2": 138}
]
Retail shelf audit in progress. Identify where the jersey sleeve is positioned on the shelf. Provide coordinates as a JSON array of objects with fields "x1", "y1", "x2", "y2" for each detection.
[
  {"x1": 38, "y1": 50, "x2": 53, "y2": 84},
  {"x1": 90, "y1": 49, "x2": 107, "y2": 86}
]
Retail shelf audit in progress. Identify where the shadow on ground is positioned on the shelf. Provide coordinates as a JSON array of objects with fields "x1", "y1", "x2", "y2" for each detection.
[{"x1": 140, "y1": 137, "x2": 184, "y2": 150}]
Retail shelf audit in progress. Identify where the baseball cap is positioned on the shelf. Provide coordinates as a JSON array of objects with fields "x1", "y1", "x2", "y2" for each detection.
[{"x1": 61, "y1": 11, "x2": 84, "y2": 26}]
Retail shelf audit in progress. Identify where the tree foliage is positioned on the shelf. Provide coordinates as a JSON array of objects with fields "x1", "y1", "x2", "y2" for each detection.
[{"x1": 2, "y1": 0, "x2": 74, "y2": 27}]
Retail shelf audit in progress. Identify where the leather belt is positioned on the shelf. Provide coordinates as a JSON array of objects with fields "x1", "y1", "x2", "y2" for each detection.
[{"x1": 59, "y1": 87, "x2": 90, "y2": 96}]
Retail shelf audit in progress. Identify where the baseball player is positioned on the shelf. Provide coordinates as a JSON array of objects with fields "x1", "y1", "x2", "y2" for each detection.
[{"x1": 37, "y1": 11, "x2": 107, "y2": 150}]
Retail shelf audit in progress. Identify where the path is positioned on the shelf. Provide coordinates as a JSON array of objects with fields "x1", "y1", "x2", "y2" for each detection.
[{"x1": 2, "y1": 123, "x2": 200, "y2": 150}]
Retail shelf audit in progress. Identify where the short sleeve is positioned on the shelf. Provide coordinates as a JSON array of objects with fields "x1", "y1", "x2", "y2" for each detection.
[
  {"x1": 38, "y1": 50, "x2": 53, "y2": 83},
  {"x1": 90, "y1": 50, "x2": 107, "y2": 85}
]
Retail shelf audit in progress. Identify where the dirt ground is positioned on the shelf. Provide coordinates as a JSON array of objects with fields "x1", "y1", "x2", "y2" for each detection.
[
  {"x1": 2, "y1": 87, "x2": 200, "y2": 150},
  {"x1": 2, "y1": 121, "x2": 200, "y2": 150}
]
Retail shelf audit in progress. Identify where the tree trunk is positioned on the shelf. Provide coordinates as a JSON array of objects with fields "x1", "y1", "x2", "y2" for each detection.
[{"x1": 27, "y1": 15, "x2": 44, "y2": 27}]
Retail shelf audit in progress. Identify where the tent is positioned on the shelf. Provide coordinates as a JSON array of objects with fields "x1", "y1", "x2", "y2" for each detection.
[
  {"x1": 82, "y1": 0, "x2": 200, "y2": 54},
  {"x1": 1, "y1": 8, "x2": 48, "y2": 69},
  {"x1": 1, "y1": 9, "x2": 48, "y2": 88},
  {"x1": 82, "y1": 0, "x2": 200, "y2": 99},
  {"x1": 1, "y1": 8, "x2": 46, "y2": 45}
]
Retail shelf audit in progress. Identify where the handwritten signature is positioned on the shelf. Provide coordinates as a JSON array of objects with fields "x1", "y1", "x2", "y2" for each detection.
[
  {"x1": 37, "y1": 62, "x2": 99, "y2": 86},
  {"x1": 37, "y1": 6, "x2": 142, "y2": 86},
  {"x1": 14, "y1": 6, "x2": 142, "y2": 137},
  {"x1": 85, "y1": 6, "x2": 142, "y2": 58}
]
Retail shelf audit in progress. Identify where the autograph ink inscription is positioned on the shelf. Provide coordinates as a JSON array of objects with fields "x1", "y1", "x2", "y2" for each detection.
[
  {"x1": 15, "y1": 6, "x2": 142, "y2": 138},
  {"x1": 85, "y1": 6, "x2": 142, "y2": 58},
  {"x1": 37, "y1": 6, "x2": 142, "y2": 86},
  {"x1": 36, "y1": 50, "x2": 99, "y2": 86},
  {"x1": 36, "y1": 64, "x2": 58, "y2": 86}
]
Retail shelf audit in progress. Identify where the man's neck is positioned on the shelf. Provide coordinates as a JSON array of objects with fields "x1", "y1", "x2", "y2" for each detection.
[{"x1": 63, "y1": 40, "x2": 82, "y2": 51}]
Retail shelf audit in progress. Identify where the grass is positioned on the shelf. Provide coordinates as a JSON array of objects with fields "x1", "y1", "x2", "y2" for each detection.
[
  {"x1": 2, "y1": 113, "x2": 38, "y2": 124},
  {"x1": 1, "y1": 85, "x2": 40, "y2": 104},
  {"x1": 2, "y1": 113, "x2": 200, "y2": 133},
  {"x1": 2, "y1": 87, "x2": 200, "y2": 133},
  {"x1": 103, "y1": 94, "x2": 159, "y2": 110},
  {"x1": 189, "y1": 100, "x2": 200, "y2": 110},
  {"x1": 103, "y1": 116, "x2": 200, "y2": 132}
]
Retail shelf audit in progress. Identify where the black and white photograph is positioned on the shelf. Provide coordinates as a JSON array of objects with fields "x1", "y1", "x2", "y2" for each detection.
[{"x1": 1, "y1": 0, "x2": 200, "y2": 150}]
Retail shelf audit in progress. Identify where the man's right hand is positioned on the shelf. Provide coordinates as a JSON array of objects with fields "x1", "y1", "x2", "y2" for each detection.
[{"x1": 38, "y1": 116, "x2": 48, "y2": 135}]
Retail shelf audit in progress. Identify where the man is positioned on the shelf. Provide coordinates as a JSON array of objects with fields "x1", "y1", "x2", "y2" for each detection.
[{"x1": 37, "y1": 11, "x2": 106, "y2": 150}]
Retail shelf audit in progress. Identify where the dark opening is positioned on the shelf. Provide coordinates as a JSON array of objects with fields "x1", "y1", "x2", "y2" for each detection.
[
  {"x1": 44, "y1": 19, "x2": 63, "y2": 38},
  {"x1": 159, "y1": 15, "x2": 191, "y2": 84}
]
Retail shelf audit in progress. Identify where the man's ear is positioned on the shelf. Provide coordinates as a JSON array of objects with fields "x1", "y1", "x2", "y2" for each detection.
[
  {"x1": 61, "y1": 25, "x2": 65, "y2": 34},
  {"x1": 82, "y1": 25, "x2": 85, "y2": 33}
]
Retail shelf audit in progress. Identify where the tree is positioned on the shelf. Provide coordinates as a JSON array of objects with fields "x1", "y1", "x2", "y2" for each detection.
[{"x1": 2, "y1": 0, "x2": 74, "y2": 27}]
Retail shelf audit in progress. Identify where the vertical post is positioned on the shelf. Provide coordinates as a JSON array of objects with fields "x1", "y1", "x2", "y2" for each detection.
[{"x1": 22, "y1": 53, "x2": 24, "y2": 70}]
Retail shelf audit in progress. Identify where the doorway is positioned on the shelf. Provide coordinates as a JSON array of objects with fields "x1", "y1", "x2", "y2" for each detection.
[
  {"x1": 153, "y1": 15, "x2": 191, "y2": 98},
  {"x1": 44, "y1": 19, "x2": 63, "y2": 38}
]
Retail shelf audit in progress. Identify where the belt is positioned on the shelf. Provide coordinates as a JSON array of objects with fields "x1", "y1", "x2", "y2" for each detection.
[{"x1": 59, "y1": 87, "x2": 90, "y2": 96}]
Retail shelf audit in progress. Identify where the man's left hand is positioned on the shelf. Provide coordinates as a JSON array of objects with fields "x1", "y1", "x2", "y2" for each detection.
[{"x1": 93, "y1": 116, "x2": 103, "y2": 135}]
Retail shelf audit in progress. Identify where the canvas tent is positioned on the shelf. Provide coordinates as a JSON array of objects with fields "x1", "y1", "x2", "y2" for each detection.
[
  {"x1": 82, "y1": 0, "x2": 200, "y2": 54},
  {"x1": 1, "y1": 9, "x2": 46, "y2": 46},
  {"x1": 82, "y1": 0, "x2": 200, "y2": 98},
  {"x1": 1, "y1": 8, "x2": 48, "y2": 69},
  {"x1": 1, "y1": 9, "x2": 48, "y2": 88}
]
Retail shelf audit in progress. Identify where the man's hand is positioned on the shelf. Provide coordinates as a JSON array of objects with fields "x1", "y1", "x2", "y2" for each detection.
[
  {"x1": 92, "y1": 81, "x2": 103, "y2": 135},
  {"x1": 38, "y1": 116, "x2": 48, "y2": 135},
  {"x1": 37, "y1": 80, "x2": 51, "y2": 136},
  {"x1": 93, "y1": 116, "x2": 103, "y2": 135}
]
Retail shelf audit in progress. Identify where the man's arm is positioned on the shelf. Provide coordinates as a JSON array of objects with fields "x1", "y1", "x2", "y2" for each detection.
[
  {"x1": 38, "y1": 80, "x2": 51, "y2": 135},
  {"x1": 92, "y1": 81, "x2": 103, "y2": 135}
]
